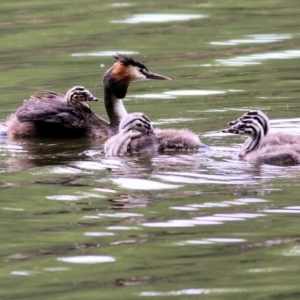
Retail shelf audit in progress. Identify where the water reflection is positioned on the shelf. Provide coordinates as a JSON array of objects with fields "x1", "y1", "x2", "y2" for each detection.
[
  {"x1": 57, "y1": 255, "x2": 115, "y2": 264},
  {"x1": 110, "y1": 3, "x2": 130, "y2": 7},
  {"x1": 153, "y1": 118, "x2": 195, "y2": 125},
  {"x1": 50, "y1": 166, "x2": 82, "y2": 174},
  {"x1": 71, "y1": 51, "x2": 138, "y2": 57},
  {"x1": 283, "y1": 246, "x2": 300, "y2": 256},
  {"x1": 111, "y1": 178, "x2": 182, "y2": 190},
  {"x1": 248, "y1": 268, "x2": 284, "y2": 273},
  {"x1": 46, "y1": 195, "x2": 84, "y2": 201},
  {"x1": 140, "y1": 288, "x2": 244, "y2": 297},
  {"x1": 264, "y1": 207, "x2": 300, "y2": 213},
  {"x1": 270, "y1": 118, "x2": 300, "y2": 135},
  {"x1": 43, "y1": 267, "x2": 71, "y2": 272},
  {"x1": 3, "y1": 207, "x2": 24, "y2": 211},
  {"x1": 11, "y1": 270, "x2": 31, "y2": 276},
  {"x1": 75, "y1": 161, "x2": 117, "y2": 171},
  {"x1": 2, "y1": 0, "x2": 300, "y2": 299},
  {"x1": 129, "y1": 93, "x2": 176, "y2": 99},
  {"x1": 178, "y1": 238, "x2": 246, "y2": 245},
  {"x1": 152, "y1": 170, "x2": 256, "y2": 185},
  {"x1": 106, "y1": 226, "x2": 140, "y2": 230},
  {"x1": 211, "y1": 34, "x2": 292, "y2": 46},
  {"x1": 112, "y1": 14, "x2": 207, "y2": 24},
  {"x1": 84, "y1": 232, "x2": 114, "y2": 236},
  {"x1": 217, "y1": 50, "x2": 300, "y2": 67},
  {"x1": 142, "y1": 198, "x2": 267, "y2": 228},
  {"x1": 97, "y1": 212, "x2": 143, "y2": 217},
  {"x1": 164, "y1": 90, "x2": 225, "y2": 96}
]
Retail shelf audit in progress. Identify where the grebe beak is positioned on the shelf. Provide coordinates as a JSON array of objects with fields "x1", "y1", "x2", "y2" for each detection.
[{"x1": 144, "y1": 71, "x2": 171, "y2": 80}]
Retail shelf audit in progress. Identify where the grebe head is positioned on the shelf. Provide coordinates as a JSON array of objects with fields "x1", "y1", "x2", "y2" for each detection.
[
  {"x1": 119, "y1": 112, "x2": 155, "y2": 135},
  {"x1": 112, "y1": 54, "x2": 171, "y2": 82},
  {"x1": 65, "y1": 86, "x2": 98, "y2": 103},
  {"x1": 103, "y1": 54, "x2": 171, "y2": 99}
]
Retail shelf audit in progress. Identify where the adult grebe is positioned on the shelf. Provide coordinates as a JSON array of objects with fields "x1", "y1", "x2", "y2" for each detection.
[{"x1": 3, "y1": 54, "x2": 170, "y2": 138}]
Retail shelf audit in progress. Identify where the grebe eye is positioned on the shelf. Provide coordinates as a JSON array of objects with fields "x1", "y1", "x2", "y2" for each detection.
[{"x1": 136, "y1": 123, "x2": 142, "y2": 127}]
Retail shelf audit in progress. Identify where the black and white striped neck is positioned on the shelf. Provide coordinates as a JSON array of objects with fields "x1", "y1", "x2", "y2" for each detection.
[{"x1": 240, "y1": 119, "x2": 265, "y2": 153}]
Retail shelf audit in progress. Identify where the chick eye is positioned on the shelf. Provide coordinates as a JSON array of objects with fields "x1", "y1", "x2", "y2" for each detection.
[{"x1": 136, "y1": 123, "x2": 142, "y2": 127}]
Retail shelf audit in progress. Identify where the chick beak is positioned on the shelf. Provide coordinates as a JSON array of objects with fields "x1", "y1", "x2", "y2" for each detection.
[
  {"x1": 228, "y1": 120, "x2": 238, "y2": 125},
  {"x1": 87, "y1": 94, "x2": 99, "y2": 101},
  {"x1": 147, "y1": 128, "x2": 156, "y2": 136},
  {"x1": 221, "y1": 127, "x2": 239, "y2": 134},
  {"x1": 144, "y1": 71, "x2": 171, "y2": 80}
]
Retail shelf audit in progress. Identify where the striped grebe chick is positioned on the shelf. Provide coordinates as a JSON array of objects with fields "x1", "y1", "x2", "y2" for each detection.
[{"x1": 222, "y1": 118, "x2": 300, "y2": 165}]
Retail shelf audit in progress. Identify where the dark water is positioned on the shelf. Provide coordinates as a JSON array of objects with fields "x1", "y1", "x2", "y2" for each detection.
[{"x1": 1, "y1": 0, "x2": 300, "y2": 299}]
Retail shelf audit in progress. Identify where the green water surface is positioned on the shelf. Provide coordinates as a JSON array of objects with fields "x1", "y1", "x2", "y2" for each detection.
[{"x1": 1, "y1": 0, "x2": 300, "y2": 299}]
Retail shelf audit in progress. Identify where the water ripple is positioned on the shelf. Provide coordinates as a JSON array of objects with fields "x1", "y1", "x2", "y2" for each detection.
[
  {"x1": 107, "y1": 226, "x2": 140, "y2": 230},
  {"x1": 111, "y1": 178, "x2": 182, "y2": 190},
  {"x1": 211, "y1": 34, "x2": 291, "y2": 46},
  {"x1": 283, "y1": 246, "x2": 300, "y2": 256},
  {"x1": 43, "y1": 267, "x2": 71, "y2": 272},
  {"x1": 93, "y1": 187, "x2": 117, "y2": 193},
  {"x1": 112, "y1": 14, "x2": 207, "y2": 24},
  {"x1": 140, "y1": 287, "x2": 244, "y2": 297},
  {"x1": 142, "y1": 219, "x2": 221, "y2": 228},
  {"x1": 187, "y1": 198, "x2": 267, "y2": 209},
  {"x1": 129, "y1": 93, "x2": 176, "y2": 99},
  {"x1": 46, "y1": 195, "x2": 83, "y2": 201},
  {"x1": 84, "y1": 232, "x2": 115, "y2": 237},
  {"x1": 153, "y1": 118, "x2": 196, "y2": 125},
  {"x1": 264, "y1": 208, "x2": 300, "y2": 214},
  {"x1": 178, "y1": 238, "x2": 246, "y2": 245},
  {"x1": 97, "y1": 212, "x2": 143, "y2": 218},
  {"x1": 11, "y1": 270, "x2": 31, "y2": 276},
  {"x1": 50, "y1": 166, "x2": 83, "y2": 174},
  {"x1": 46, "y1": 191, "x2": 104, "y2": 201},
  {"x1": 152, "y1": 171, "x2": 254, "y2": 185},
  {"x1": 72, "y1": 51, "x2": 138, "y2": 57},
  {"x1": 76, "y1": 160, "x2": 122, "y2": 170},
  {"x1": 217, "y1": 50, "x2": 300, "y2": 67},
  {"x1": 164, "y1": 90, "x2": 225, "y2": 96},
  {"x1": 57, "y1": 255, "x2": 115, "y2": 264},
  {"x1": 110, "y1": 3, "x2": 130, "y2": 7}
]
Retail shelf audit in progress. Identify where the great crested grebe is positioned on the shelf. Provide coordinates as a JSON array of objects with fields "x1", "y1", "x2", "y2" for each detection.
[
  {"x1": 2, "y1": 54, "x2": 170, "y2": 139},
  {"x1": 222, "y1": 118, "x2": 300, "y2": 165},
  {"x1": 105, "y1": 112, "x2": 207, "y2": 157},
  {"x1": 228, "y1": 110, "x2": 300, "y2": 147}
]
